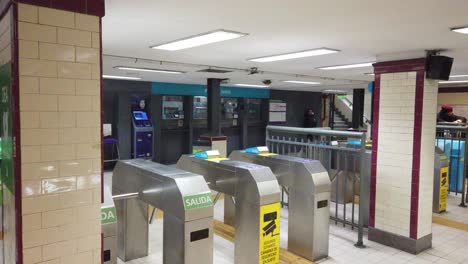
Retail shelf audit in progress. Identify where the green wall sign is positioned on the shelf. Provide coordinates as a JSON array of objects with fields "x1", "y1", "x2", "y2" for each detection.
[
  {"x1": 101, "y1": 207, "x2": 117, "y2": 225},
  {"x1": 0, "y1": 63, "x2": 13, "y2": 195},
  {"x1": 183, "y1": 193, "x2": 213, "y2": 210}
]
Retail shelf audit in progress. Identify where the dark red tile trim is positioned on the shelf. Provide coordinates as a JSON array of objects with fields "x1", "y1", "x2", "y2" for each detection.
[
  {"x1": 369, "y1": 74, "x2": 381, "y2": 228},
  {"x1": 373, "y1": 58, "x2": 426, "y2": 75},
  {"x1": 17, "y1": 0, "x2": 105, "y2": 17},
  {"x1": 11, "y1": 3, "x2": 23, "y2": 264},
  {"x1": 439, "y1": 87, "x2": 468, "y2": 93},
  {"x1": 409, "y1": 70, "x2": 425, "y2": 239}
]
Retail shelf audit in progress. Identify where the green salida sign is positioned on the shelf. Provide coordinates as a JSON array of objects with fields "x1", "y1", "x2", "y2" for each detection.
[
  {"x1": 101, "y1": 206, "x2": 117, "y2": 225},
  {"x1": 0, "y1": 63, "x2": 13, "y2": 195},
  {"x1": 183, "y1": 193, "x2": 213, "y2": 210}
]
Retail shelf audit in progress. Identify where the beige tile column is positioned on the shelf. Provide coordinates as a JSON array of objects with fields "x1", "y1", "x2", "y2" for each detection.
[
  {"x1": 369, "y1": 59, "x2": 438, "y2": 254},
  {"x1": 2, "y1": 1, "x2": 105, "y2": 263}
]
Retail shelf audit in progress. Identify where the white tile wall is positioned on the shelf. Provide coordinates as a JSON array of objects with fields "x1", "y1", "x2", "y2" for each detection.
[
  {"x1": 417, "y1": 77, "x2": 438, "y2": 239},
  {"x1": 18, "y1": 4, "x2": 102, "y2": 263},
  {"x1": 376, "y1": 71, "x2": 437, "y2": 240},
  {"x1": 375, "y1": 72, "x2": 417, "y2": 237}
]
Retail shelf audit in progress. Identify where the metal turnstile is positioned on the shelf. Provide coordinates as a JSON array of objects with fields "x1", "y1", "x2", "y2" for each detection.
[
  {"x1": 113, "y1": 159, "x2": 214, "y2": 264},
  {"x1": 230, "y1": 147, "x2": 331, "y2": 261},
  {"x1": 434, "y1": 147, "x2": 449, "y2": 213},
  {"x1": 102, "y1": 186, "x2": 117, "y2": 264},
  {"x1": 177, "y1": 150, "x2": 282, "y2": 264}
]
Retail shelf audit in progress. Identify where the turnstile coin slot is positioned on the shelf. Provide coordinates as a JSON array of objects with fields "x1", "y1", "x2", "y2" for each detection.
[
  {"x1": 317, "y1": 200, "x2": 328, "y2": 209},
  {"x1": 104, "y1": 250, "x2": 111, "y2": 261},
  {"x1": 190, "y1": 228, "x2": 210, "y2": 242}
]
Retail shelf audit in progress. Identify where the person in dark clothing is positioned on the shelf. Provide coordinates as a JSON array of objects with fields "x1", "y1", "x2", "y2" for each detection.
[
  {"x1": 304, "y1": 108, "x2": 318, "y2": 128},
  {"x1": 437, "y1": 105, "x2": 467, "y2": 123}
]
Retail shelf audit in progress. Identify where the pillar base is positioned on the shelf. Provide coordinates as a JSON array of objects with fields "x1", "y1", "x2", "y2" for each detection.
[
  {"x1": 200, "y1": 135, "x2": 228, "y2": 158},
  {"x1": 368, "y1": 227, "x2": 431, "y2": 254}
]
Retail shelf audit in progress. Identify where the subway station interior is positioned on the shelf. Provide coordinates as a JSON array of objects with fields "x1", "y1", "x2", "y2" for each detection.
[{"x1": 1, "y1": 0, "x2": 468, "y2": 263}]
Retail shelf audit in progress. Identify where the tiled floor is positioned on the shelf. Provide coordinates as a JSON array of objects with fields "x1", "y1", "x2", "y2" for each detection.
[
  {"x1": 117, "y1": 197, "x2": 468, "y2": 264},
  {"x1": 434, "y1": 192, "x2": 468, "y2": 225}
]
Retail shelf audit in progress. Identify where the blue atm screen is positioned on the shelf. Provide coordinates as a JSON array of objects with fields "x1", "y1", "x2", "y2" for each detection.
[{"x1": 133, "y1": 111, "x2": 148, "y2": 121}]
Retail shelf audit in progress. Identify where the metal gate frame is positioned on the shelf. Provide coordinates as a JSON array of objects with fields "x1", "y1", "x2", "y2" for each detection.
[{"x1": 266, "y1": 125, "x2": 366, "y2": 248}]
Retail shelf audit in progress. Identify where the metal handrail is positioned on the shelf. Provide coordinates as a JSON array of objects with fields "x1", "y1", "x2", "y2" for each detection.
[
  {"x1": 339, "y1": 97, "x2": 372, "y2": 125},
  {"x1": 266, "y1": 126, "x2": 367, "y2": 248},
  {"x1": 436, "y1": 124, "x2": 468, "y2": 207},
  {"x1": 267, "y1": 125, "x2": 362, "y2": 138}
]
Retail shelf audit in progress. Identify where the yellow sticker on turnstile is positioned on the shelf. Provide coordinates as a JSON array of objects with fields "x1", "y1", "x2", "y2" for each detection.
[
  {"x1": 259, "y1": 153, "x2": 278, "y2": 157},
  {"x1": 439, "y1": 167, "x2": 449, "y2": 212},
  {"x1": 259, "y1": 202, "x2": 280, "y2": 264},
  {"x1": 207, "y1": 157, "x2": 229, "y2": 163}
]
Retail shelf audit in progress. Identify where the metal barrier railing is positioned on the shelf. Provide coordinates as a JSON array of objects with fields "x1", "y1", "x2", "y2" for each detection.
[
  {"x1": 266, "y1": 125, "x2": 366, "y2": 248},
  {"x1": 435, "y1": 124, "x2": 468, "y2": 207}
]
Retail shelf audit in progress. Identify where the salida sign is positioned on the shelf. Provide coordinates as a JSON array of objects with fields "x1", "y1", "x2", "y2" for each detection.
[
  {"x1": 101, "y1": 207, "x2": 117, "y2": 225},
  {"x1": 183, "y1": 193, "x2": 213, "y2": 210}
]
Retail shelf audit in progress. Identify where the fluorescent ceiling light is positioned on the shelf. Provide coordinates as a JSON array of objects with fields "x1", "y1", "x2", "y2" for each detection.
[
  {"x1": 451, "y1": 27, "x2": 468, "y2": 34},
  {"x1": 322, "y1": 89, "x2": 348, "y2": 94},
  {"x1": 116, "y1": 66, "x2": 184, "y2": 74},
  {"x1": 439, "y1": 80, "x2": 468, "y2": 84},
  {"x1": 365, "y1": 73, "x2": 375, "y2": 76},
  {"x1": 151, "y1": 30, "x2": 247, "y2": 51},
  {"x1": 450, "y1": 74, "x2": 468, "y2": 78},
  {"x1": 284, "y1": 80, "x2": 320, "y2": 85},
  {"x1": 249, "y1": 48, "x2": 339, "y2": 63},
  {"x1": 103, "y1": 75, "x2": 141, "y2": 80},
  {"x1": 318, "y1": 62, "x2": 375, "y2": 70},
  {"x1": 234, "y1": 84, "x2": 269, "y2": 88}
]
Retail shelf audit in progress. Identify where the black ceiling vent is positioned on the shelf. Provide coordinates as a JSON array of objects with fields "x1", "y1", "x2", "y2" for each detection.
[{"x1": 197, "y1": 68, "x2": 233, "y2": 74}]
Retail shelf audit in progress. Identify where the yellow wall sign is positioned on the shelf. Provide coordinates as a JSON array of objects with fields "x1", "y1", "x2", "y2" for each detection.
[
  {"x1": 259, "y1": 202, "x2": 280, "y2": 264},
  {"x1": 439, "y1": 167, "x2": 448, "y2": 212}
]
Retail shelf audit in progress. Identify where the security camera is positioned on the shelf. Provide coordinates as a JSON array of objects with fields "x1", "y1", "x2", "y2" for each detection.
[{"x1": 262, "y1": 80, "x2": 272, "y2": 86}]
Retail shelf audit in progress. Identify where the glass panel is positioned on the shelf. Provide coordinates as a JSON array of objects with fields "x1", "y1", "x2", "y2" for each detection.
[
  {"x1": 193, "y1": 96, "x2": 208, "y2": 120},
  {"x1": 248, "y1": 99, "x2": 262, "y2": 121},
  {"x1": 221, "y1": 98, "x2": 239, "y2": 120},
  {"x1": 162, "y1": 96, "x2": 184, "y2": 120}
]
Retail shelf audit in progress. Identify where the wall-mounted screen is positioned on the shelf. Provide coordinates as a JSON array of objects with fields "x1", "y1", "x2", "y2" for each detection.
[
  {"x1": 193, "y1": 96, "x2": 208, "y2": 120},
  {"x1": 133, "y1": 111, "x2": 148, "y2": 121},
  {"x1": 163, "y1": 96, "x2": 184, "y2": 120}
]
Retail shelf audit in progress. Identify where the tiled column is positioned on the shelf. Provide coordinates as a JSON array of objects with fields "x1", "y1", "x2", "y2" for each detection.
[
  {"x1": 369, "y1": 58, "x2": 438, "y2": 254},
  {"x1": 1, "y1": 1, "x2": 104, "y2": 263}
]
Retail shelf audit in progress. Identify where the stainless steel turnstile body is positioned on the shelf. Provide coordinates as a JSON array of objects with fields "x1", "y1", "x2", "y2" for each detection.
[
  {"x1": 434, "y1": 147, "x2": 449, "y2": 213},
  {"x1": 177, "y1": 154, "x2": 281, "y2": 264},
  {"x1": 102, "y1": 186, "x2": 117, "y2": 264},
  {"x1": 230, "y1": 149, "x2": 331, "y2": 261},
  {"x1": 113, "y1": 159, "x2": 214, "y2": 264}
]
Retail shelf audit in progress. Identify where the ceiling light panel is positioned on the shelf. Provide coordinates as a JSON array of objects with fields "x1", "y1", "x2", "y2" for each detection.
[
  {"x1": 284, "y1": 80, "x2": 320, "y2": 85},
  {"x1": 322, "y1": 89, "x2": 348, "y2": 94},
  {"x1": 249, "y1": 48, "x2": 339, "y2": 63},
  {"x1": 234, "y1": 84, "x2": 269, "y2": 88},
  {"x1": 318, "y1": 62, "x2": 375, "y2": 70},
  {"x1": 103, "y1": 75, "x2": 142, "y2": 80},
  {"x1": 450, "y1": 74, "x2": 468, "y2": 78},
  {"x1": 451, "y1": 27, "x2": 468, "y2": 34},
  {"x1": 116, "y1": 66, "x2": 184, "y2": 74},
  {"x1": 152, "y1": 30, "x2": 247, "y2": 51},
  {"x1": 439, "y1": 80, "x2": 468, "y2": 84}
]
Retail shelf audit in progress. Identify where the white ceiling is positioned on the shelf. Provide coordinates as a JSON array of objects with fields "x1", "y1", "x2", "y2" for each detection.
[{"x1": 102, "y1": 0, "x2": 468, "y2": 91}]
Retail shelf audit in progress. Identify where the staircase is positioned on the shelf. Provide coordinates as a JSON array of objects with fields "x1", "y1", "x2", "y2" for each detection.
[{"x1": 332, "y1": 109, "x2": 352, "y2": 131}]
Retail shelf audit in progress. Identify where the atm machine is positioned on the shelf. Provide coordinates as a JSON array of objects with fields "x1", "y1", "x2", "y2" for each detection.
[{"x1": 131, "y1": 110, "x2": 154, "y2": 159}]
